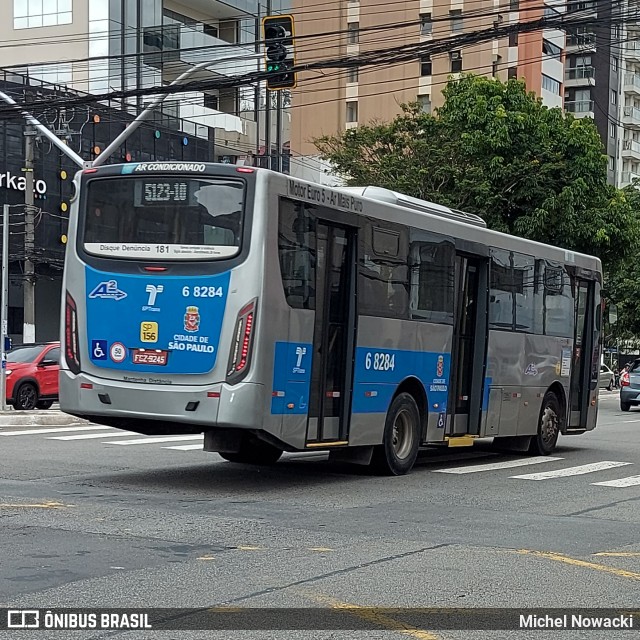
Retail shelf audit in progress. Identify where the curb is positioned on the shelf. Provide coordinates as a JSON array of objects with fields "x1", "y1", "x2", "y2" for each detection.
[{"x1": 0, "y1": 410, "x2": 89, "y2": 427}]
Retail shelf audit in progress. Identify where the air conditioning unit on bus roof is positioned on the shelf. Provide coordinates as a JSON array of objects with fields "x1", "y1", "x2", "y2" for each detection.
[{"x1": 339, "y1": 186, "x2": 487, "y2": 228}]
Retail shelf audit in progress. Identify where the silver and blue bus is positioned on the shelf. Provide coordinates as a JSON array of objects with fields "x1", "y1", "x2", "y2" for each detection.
[{"x1": 59, "y1": 162, "x2": 602, "y2": 475}]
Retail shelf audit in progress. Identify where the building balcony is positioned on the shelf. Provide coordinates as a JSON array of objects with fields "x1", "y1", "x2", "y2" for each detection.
[
  {"x1": 143, "y1": 22, "x2": 257, "y2": 79},
  {"x1": 620, "y1": 171, "x2": 640, "y2": 187},
  {"x1": 565, "y1": 33, "x2": 596, "y2": 51},
  {"x1": 565, "y1": 100, "x2": 594, "y2": 118},
  {"x1": 163, "y1": 92, "x2": 244, "y2": 135},
  {"x1": 622, "y1": 139, "x2": 640, "y2": 162},
  {"x1": 564, "y1": 66, "x2": 595, "y2": 87},
  {"x1": 624, "y1": 73, "x2": 640, "y2": 96},
  {"x1": 623, "y1": 105, "x2": 640, "y2": 128},
  {"x1": 626, "y1": 42, "x2": 640, "y2": 63}
]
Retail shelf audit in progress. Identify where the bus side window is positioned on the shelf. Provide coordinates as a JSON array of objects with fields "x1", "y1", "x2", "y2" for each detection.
[
  {"x1": 489, "y1": 249, "x2": 514, "y2": 329},
  {"x1": 543, "y1": 264, "x2": 574, "y2": 338}
]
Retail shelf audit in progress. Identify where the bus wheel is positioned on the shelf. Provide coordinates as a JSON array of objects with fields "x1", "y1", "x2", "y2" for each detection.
[
  {"x1": 529, "y1": 391, "x2": 561, "y2": 456},
  {"x1": 218, "y1": 438, "x2": 283, "y2": 465},
  {"x1": 371, "y1": 393, "x2": 420, "y2": 476}
]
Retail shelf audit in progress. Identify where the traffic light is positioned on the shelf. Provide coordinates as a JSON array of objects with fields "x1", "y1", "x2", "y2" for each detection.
[{"x1": 262, "y1": 15, "x2": 296, "y2": 90}]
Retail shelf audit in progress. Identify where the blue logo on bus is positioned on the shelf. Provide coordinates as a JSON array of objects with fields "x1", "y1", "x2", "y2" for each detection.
[{"x1": 88, "y1": 280, "x2": 127, "y2": 301}]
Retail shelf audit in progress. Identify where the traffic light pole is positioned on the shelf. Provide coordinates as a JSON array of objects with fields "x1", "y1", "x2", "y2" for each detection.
[
  {"x1": 1, "y1": 204, "x2": 9, "y2": 410},
  {"x1": 276, "y1": 90, "x2": 282, "y2": 172},
  {"x1": 23, "y1": 127, "x2": 36, "y2": 345},
  {"x1": 264, "y1": 0, "x2": 272, "y2": 170}
]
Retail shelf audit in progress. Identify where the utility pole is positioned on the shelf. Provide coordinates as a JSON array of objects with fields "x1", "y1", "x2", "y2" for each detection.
[
  {"x1": 275, "y1": 89, "x2": 282, "y2": 172},
  {"x1": 23, "y1": 127, "x2": 36, "y2": 344},
  {"x1": 264, "y1": 0, "x2": 272, "y2": 170},
  {"x1": 1, "y1": 204, "x2": 9, "y2": 411}
]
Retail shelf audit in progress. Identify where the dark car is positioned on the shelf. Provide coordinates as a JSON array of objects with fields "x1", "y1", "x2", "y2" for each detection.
[
  {"x1": 620, "y1": 359, "x2": 640, "y2": 412},
  {"x1": 4, "y1": 342, "x2": 60, "y2": 411}
]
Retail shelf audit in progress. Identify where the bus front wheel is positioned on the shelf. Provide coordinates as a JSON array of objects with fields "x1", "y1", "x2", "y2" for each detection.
[
  {"x1": 371, "y1": 393, "x2": 420, "y2": 476},
  {"x1": 529, "y1": 391, "x2": 561, "y2": 456},
  {"x1": 218, "y1": 437, "x2": 283, "y2": 466}
]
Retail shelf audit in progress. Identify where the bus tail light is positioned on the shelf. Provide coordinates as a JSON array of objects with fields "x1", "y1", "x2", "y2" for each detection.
[
  {"x1": 226, "y1": 299, "x2": 257, "y2": 384},
  {"x1": 621, "y1": 371, "x2": 630, "y2": 387},
  {"x1": 64, "y1": 292, "x2": 81, "y2": 374}
]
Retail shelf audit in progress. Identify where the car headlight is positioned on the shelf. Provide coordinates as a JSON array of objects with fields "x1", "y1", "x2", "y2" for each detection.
[{"x1": 4, "y1": 369, "x2": 12, "y2": 376}]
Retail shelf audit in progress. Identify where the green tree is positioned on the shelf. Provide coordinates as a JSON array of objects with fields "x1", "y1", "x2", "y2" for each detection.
[{"x1": 314, "y1": 74, "x2": 639, "y2": 266}]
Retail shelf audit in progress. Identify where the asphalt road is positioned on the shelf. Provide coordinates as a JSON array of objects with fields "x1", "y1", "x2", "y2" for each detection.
[{"x1": 1, "y1": 391, "x2": 640, "y2": 639}]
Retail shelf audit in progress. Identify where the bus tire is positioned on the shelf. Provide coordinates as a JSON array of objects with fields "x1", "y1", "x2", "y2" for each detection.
[
  {"x1": 529, "y1": 391, "x2": 561, "y2": 456},
  {"x1": 218, "y1": 438, "x2": 283, "y2": 465},
  {"x1": 371, "y1": 393, "x2": 420, "y2": 476}
]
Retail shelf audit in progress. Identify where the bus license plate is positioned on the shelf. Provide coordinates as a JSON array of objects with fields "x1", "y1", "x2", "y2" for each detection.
[{"x1": 132, "y1": 349, "x2": 168, "y2": 366}]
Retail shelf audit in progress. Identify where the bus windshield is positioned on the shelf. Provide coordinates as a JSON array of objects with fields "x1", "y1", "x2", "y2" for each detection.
[{"x1": 82, "y1": 177, "x2": 245, "y2": 260}]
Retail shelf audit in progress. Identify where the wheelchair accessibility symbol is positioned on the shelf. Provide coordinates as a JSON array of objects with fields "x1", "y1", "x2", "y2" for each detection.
[{"x1": 91, "y1": 339, "x2": 108, "y2": 361}]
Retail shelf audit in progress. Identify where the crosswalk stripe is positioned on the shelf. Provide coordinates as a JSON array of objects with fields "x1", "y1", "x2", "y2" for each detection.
[
  {"x1": 432, "y1": 456, "x2": 563, "y2": 474},
  {"x1": 592, "y1": 475, "x2": 640, "y2": 488},
  {"x1": 108, "y1": 435, "x2": 203, "y2": 446},
  {"x1": 49, "y1": 431, "x2": 137, "y2": 441},
  {"x1": 0, "y1": 426, "x2": 108, "y2": 436},
  {"x1": 163, "y1": 444, "x2": 204, "y2": 451},
  {"x1": 511, "y1": 461, "x2": 633, "y2": 480}
]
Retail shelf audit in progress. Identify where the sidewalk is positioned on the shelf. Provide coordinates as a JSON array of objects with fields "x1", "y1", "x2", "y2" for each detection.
[{"x1": 0, "y1": 404, "x2": 89, "y2": 427}]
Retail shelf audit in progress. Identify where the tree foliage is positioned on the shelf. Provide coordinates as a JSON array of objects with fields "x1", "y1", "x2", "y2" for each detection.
[{"x1": 314, "y1": 74, "x2": 639, "y2": 268}]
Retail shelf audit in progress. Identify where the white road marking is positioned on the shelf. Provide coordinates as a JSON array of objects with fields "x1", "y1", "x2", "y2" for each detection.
[
  {"x1": 511, "y1": 461, "x2": 633, "y2": 480},
  {"x1": 623, "y1": 419, "x2": 640, "y2": 423},
  {"x1": 432, "y1": 456, "x2": 563, "y2": 474},
  {"x1": 592, "y1": 475, "x2": 640, "y2": 488},
  {"x1": 108, "y1": 435, "x2": 203, "y2": 446},
  {"x1": 49, "y1": 431, "x2": 138, "y2": 441},
  {"x1": 0, "y1": 426, "x2": 108, "y2": 436},
  {"x1": 163, "y1": 444, "x2": 204, "y2": 451}
]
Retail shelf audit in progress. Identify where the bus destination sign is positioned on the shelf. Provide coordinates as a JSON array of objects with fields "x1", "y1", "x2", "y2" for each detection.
[{"x1": 288, "y1": 180, "x2": 363, "y2": 213}]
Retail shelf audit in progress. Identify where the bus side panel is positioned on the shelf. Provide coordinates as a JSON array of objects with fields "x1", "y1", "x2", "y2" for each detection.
[
  {"x1": 350, "y1": 316, "x2": 452, "y2": 447},
  {"x1": 483, "y1": 331, "x2": 572, "y2": 438}
]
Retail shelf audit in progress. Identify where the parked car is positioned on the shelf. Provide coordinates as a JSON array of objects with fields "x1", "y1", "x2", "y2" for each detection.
[
  {"x1": 620, "y1": 359, "x2": 640, "y2": 412},
  {"x1": 599, "y1": 364, "x2": 615, "y2": 391},
  {"x1": 4, "y1": 342, "x2": 60, "y2": 410}
]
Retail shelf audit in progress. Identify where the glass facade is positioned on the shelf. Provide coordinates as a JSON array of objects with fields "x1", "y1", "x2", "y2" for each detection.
[{"x1": 13, "y1": 0, "x2": 72, "y2": 29}]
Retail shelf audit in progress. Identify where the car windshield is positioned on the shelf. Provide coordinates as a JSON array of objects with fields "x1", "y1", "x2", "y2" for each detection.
[
  {"x1": 630, "y1": 360, "x2": 640, "y2": 373},
  {"x1": 7, "y1": 345, "x2": 45, "y2": 363}
]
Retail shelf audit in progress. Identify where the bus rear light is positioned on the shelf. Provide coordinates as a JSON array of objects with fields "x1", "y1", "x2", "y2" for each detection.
[
  {"x1": 621, "y1": 371, "x2": 630, "y2": 387},
  {"x1": 236, "y1": 167, "x2": 255, "y2": 173},
  {"x1": 226, "y1": 299, "x2": 257, "y2": 384},
  {"x1": 144, "y1": 266, "x2": 167, "y2": 272},
  {"x1": 81, "y1": 383, "x2": 93, "y2": 390},
  {"x1": 64, "y1": 292, "x2": 81, "y2": 375},
  {"x1": 207, "y1": 391, "x2": 221, "y2": 398}
]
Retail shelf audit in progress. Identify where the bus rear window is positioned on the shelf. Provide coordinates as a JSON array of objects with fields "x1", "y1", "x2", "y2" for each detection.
[{"x1": 83, "y1": 177, "x2": 245, "y2": 260}]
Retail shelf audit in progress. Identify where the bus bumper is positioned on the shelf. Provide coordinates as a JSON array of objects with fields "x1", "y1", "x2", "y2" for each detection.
[{"x1": 58, "y1": 370, "x2": 266, "y2": 433}]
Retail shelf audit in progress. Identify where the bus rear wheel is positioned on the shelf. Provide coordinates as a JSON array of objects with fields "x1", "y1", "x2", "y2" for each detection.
[
  {"x1": 218, "y1": 437, "x2": 283, "y2": 465},
  {"x1": 529, "y1": 391, "x2": 561, "y2": 456},
  {"x1": 371, "y1": 393, "x2": 420, "y2": 476}
]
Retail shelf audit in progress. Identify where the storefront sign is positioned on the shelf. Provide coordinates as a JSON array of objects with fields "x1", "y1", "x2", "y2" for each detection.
[{"x1": 0, "y1": 170, "x2": 47, "y2": 195}]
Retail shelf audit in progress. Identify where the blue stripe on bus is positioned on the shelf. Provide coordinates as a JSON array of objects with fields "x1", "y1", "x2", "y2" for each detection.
[{"x1": 270, "y1": 342, "x2": 451, "y2": 416}]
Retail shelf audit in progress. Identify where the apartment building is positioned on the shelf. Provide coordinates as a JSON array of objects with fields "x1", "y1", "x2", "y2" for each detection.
[
  {"x1": 290, "y1": 0, "x2": 567, "y2": 161},
  {"x1": 0, "y1": 0, "x2": 291, "y2": 163}
]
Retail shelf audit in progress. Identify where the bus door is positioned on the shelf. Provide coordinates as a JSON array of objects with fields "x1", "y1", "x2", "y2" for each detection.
[
  {"x1": 306, "y1": 221, "x2": 357, "y2": 445},
  {"x1": 449, "y1": 255, "x2": 488, "y2": 436},
  {"x1": 569, "y1": 279, "x2": 595, "y2": 428}
]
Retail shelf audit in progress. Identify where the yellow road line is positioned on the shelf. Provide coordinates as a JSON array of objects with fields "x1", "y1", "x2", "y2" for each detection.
[
  {"x1": 309, "y1": 547, "x2": 334, "y2": 552},
  {"x1": 304, "y1": 592, "x2": 440, "y2": 640},
  {"x1": 197, "y1": 555, "x2": 216, "y2": 561},
  {"x1": 236, "y1": 545, "x2": 264, "y2": 551},
  {"x1": 593, "y1": 552, "x2": 640, "y2": 557},
  {"x1": 0, "y1": 501, "x2": 70, "y2": 509},
  {"x1": 514, "y1": 549, "x2": 640, "y2": 580}
]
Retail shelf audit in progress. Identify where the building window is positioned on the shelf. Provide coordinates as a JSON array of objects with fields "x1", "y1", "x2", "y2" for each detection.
[
  {"x1": 450, "y1": 51, "x2": 462, "y2": 73},
  {"x1": 609, "y1": 156, "x2": 615, "y2": 171},
  {"x1": 417, "y1": 94, "x2": 431, "y2": 113},
  {"x1": 509, "y1": 32, "x2": 518, "y2": 47},
  {"x1": 510, "y1": 0, "x2": 519, "y2": 9},
  {"x1": 508, "y1": 66, "x2": 517, "y2": 79},
  {"x1": 450, "y1": 9, "x2": 463, "y2": 32},
  {"x1": 420, "y1": 13, "x2": 432, "y2": 36},
  {"x1": 347, "y1": 67, "x2": 359, "y2": 84},
  {"x1": 492, "y1": 55, "x2": 502, "y2": 77},
  {"x1": 14, "y1": 0, "x2": 73, "y2": 29},
  {"x1": 346, "y1": 101, "x2": 358, "y2": 123},
  {"x1": 420, "y1": 55, "x2": 432, "y2": 76},
  {"x1": 542, "y1": 39, "x2": 562, "y2": 60},
  {"x1": 204, "y1": 94, "x2": 219, "y2": 110},
  {"x1": 17, "y1": 63, "x2": 72, "y2": 85},
  {"x1": 611, "y1": 89, "x2": 617, "y2": 105},
  {"x1": 613, "y1": 57, "x2": 619, "y2": 72},
  {"x1": 610, "y1": 123, "x2": 616, "y2": 138},
  {"x1": 347, "y1": 22, "x2": 359, "y2": 44},
  {"x1": 542, "y1": 74, "x2": 560, "y2": 94}
]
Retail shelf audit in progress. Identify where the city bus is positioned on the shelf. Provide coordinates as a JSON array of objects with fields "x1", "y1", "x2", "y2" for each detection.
[{"x1": 59, "y1": 162, "x2": 602, "y2": 475}]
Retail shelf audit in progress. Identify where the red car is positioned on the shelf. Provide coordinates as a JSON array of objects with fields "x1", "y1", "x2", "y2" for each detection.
[{"x1": 5, "y1": 342, "x2": 60, "y2": 410}]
